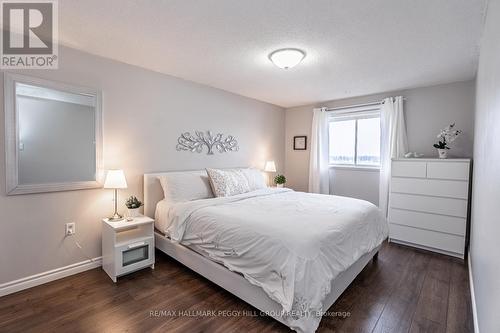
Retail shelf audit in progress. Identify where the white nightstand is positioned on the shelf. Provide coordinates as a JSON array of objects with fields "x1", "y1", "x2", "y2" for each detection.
[{"x1": 102, "y1": 215, "x2": 155, "y2": 282}]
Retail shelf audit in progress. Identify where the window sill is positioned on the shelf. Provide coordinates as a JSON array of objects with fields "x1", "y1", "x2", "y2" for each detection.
[{"x1": 329, "y1": 165, "x2": 380, "y2": 172}]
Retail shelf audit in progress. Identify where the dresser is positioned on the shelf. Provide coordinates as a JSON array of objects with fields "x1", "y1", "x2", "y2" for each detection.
[{"x1": 388, "y1": 158, "x2": 471, "y2": 258}]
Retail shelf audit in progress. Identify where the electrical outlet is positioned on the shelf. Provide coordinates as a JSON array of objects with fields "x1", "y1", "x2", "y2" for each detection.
[{"x1": 65, "y1": 222, "x2": 75, "y2": 236}]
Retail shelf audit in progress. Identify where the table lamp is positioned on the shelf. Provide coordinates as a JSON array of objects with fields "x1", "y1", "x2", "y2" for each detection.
[
  {"x1": 264, "y1": 161, "x2": 276, "y2": 172},
  {"x1": 264, "y1": 161, "x2": 277, "y2": 186},
  {"x1": 104, "y1": 169, "x2": 128, "y2": 221}
]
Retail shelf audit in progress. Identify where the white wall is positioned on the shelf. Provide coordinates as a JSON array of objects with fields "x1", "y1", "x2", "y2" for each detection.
[
  {"x1": 0, "y1": 46, "x2": 285, "y2": 284},
  {"x1": 329, "y1": 168, "x2": 380, "y2": 205},
  {"x1": 285, "y1": 80, "x2": 475, "y2": 204},
  {"x1": 470, "y1": 0, "x2": 500, "y2": 332}
]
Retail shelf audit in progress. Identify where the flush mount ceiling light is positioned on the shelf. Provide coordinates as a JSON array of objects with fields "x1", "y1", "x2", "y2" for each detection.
[{"x1": 268, "y1": 48, "x2": 306, "y2": 69}]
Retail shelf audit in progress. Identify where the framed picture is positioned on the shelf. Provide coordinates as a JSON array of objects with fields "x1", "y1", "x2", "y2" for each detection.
[{"x1": 293, "y1": 136, "x2": 307, "y2": 150}]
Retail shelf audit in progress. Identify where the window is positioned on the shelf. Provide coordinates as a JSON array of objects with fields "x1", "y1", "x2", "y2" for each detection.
[{"x1": 329, "y1": 111, "x2": 380, "y2": 167}]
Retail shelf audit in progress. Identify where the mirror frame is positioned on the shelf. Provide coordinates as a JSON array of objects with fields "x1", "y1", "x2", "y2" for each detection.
[{"x1": 4, "y1": 73, "x2": 103, "y2": 195}]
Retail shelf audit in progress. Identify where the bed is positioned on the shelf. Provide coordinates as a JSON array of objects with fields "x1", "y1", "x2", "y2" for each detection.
[{"x1": 144, "y1": 170, "x2": 388, "y2": 333}]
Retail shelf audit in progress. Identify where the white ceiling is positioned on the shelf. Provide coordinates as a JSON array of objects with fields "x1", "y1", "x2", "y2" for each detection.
[{"x1": 59, "y1": 0, "x2": 487, "y2": 108}]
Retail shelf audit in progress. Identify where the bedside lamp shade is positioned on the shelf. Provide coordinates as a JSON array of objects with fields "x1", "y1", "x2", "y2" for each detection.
[
  {"x1": 264, "y1": 161, "x2": 276, "y2": 172},
  {"x1": 104, "y1": 170, "x2": 127, "y2": 189},
  {"x1": 104, "y1": 169, "x2": 127, "y2": 221}
]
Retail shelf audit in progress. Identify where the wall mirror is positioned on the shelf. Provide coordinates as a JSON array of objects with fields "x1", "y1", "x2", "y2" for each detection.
[{"x1": 4, "y1": 73, "x2": 102, "y2": 195}]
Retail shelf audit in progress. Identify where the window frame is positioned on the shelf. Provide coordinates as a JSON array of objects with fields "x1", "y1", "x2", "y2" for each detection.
[{"x1": 328, "y1": 107, "x2": 381, "y2": 170}]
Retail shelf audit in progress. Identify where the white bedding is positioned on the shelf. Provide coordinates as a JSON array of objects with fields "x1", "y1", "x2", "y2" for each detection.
[{"x1": 157, "y1": 188, "x2": 388, "y2": 332}]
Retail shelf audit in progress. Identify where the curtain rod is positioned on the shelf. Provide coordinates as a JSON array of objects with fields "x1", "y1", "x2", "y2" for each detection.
[{"x1": 325, "y1": 97, "x2": 407, "y2": 112}]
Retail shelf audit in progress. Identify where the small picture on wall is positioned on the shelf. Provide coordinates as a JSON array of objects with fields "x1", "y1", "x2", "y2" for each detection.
[{"x1": 293, "y1": 136, "x2": 307, "y2": 150}]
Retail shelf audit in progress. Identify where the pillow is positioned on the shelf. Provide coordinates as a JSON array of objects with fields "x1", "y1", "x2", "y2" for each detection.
[
  {"x1": 241, "y1": 168, "x2": 267, "y2": 190},
  {"x1": 158, "y1": 170, "x2": 214, "y2": 202},
  {"x1": 206, "y1": 168, "x2": 251, "y2": 197}
]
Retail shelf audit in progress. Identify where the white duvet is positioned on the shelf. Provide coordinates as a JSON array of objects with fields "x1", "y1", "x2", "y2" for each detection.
[{"x1": 158, "y1": 188, "x2": 388, "y2": 332}]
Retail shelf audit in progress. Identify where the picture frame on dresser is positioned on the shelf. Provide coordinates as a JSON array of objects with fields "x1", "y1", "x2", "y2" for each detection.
[{"x1": 388, "y1": 158, "x2": 471, "y2": 259}]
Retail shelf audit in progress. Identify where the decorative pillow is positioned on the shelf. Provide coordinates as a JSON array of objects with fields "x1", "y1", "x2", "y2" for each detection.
[
  {"x1": 241, "y1": 168, "x2": 267, "y2": 190},
  {"x1": 206, "y1": 168, "x2": 251, "y2": 197},
  {"x1": 158, "y1": 171, "x2": 214, "y2": 202}
]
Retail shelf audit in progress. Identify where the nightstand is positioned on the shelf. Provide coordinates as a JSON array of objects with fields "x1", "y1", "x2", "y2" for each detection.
[{"x1": 102, "y1": 215, "x2": 155, "y2": 282}]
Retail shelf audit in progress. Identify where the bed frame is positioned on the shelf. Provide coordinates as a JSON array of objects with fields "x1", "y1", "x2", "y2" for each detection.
[{"x1": 144, "y1": 172, "x2": 380, "y2": 327}]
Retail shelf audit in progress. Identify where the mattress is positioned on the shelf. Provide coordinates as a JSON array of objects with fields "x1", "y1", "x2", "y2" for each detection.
[{"x1": 155, "y1": 188, "x2": 388, "y2": 332}]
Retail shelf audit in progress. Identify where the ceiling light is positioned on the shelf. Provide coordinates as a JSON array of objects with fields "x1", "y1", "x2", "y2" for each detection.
[{"x1": 269, "y1": 48, "x2": 306, "y2": 69}]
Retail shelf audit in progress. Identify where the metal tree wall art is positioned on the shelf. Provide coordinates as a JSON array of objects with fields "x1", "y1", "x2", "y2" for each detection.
[{"x1": 176, "y1": 131, "x2": 239, "y2": 155}]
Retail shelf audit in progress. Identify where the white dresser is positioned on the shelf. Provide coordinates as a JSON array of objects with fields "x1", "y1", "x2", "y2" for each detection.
[{"x1": 388, "y1": 158, "x2": 471, "y2": 258}]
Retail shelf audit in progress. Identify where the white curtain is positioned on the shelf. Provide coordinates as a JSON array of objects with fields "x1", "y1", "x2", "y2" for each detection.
[
  {"x1": 379, "y1": 96, "x2": 408, "y2": 216},
  {"x1": 308, "y1": 107, "x2": 330, "y2": 194}
]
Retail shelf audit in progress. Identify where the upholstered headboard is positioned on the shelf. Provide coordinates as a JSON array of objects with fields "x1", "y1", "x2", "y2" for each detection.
[{"x1": 143, "y1": 173, "x2": 167, "y2": 218}]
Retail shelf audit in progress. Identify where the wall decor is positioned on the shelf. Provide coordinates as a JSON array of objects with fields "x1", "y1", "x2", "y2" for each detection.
[
  {"x1": 176, "y1": 131, "x2": 239, "y2": 155},
  {"x1": 4, "y1": 73, "x2": 102, "y2": 195},
  {"x1": 293, "y1": 136, "x2": 307, "y2": 150}
]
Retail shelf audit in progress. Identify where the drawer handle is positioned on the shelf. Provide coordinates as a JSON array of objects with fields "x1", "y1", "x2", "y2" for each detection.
[{"x1": 128, "y1": 241, "x2": 146, "y2": 249}]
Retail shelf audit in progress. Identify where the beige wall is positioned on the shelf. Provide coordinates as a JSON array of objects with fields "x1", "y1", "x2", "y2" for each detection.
[
  {"x1": 470, "y1": 0, "x2": 500, "y2": 331},
  {"x1": 285, "y1": 80, "x2": 475, "y2": 203},
  {"x1": 0, "y1": 46, "x2": 285, "y2": 284}
]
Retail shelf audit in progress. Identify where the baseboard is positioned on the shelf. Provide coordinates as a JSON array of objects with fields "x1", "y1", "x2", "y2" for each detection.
[
  {"x1": 0, "y1": 257, "x2": 102, "y2": 297},
  {"x1": 468, "y1": 252, "x2": 480, "y2": 333},
  {"x1": 389, "y1": 238, "x2": 464, "y2": 259}
]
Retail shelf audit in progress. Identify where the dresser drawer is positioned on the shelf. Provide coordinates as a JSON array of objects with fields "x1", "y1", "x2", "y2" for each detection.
[
  {"x1": 426, "y1": 161, "x2": 469, "y2": 181},
  {"x1": 115, "y1": 237, "x2": 154, "y2": 276},
  {"x1": 390, "y1": 193, "x2": 467, "y2": 218},
  {"x1": 392, "y1": 161, "x2": 427, "y2": 178},
  {"x1": 389, "y1": 224, "x2": 465, "y2": 255},
  {"x1": 389, "y1": 208, "x2": 466, "y2": 236},
  {"x1": 390, "y1": 177, "x2": 468, "y2": 199}
]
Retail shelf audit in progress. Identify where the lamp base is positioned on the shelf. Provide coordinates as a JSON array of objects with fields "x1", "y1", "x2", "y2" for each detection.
[{"x1": 108, "y1": 213, "x2": 124, "y2": 222}]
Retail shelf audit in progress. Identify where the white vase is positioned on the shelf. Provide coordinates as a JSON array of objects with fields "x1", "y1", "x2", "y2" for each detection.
[
  {"x1": 437, "y1": 149, "x2": 448, "y2": 159},
  {"x1": 127, "y1": 208, "x2": 140, "y2": 218},
  {"x1": 276, "y1": 183, "x2": 284, "y2": 188}
]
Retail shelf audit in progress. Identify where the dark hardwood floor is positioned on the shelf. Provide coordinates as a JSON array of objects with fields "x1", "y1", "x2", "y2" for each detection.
[{"x1": 0, "y1": 242, "x2": 473, "y2": 333}]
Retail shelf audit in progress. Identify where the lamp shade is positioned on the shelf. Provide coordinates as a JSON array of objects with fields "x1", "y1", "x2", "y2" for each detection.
[
  {"x1": 264, "y1": 161, "x2": 277, "y2": 172},
  {"x1": 103, "y1": 170, "x2": 128, "y2": 189}
]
